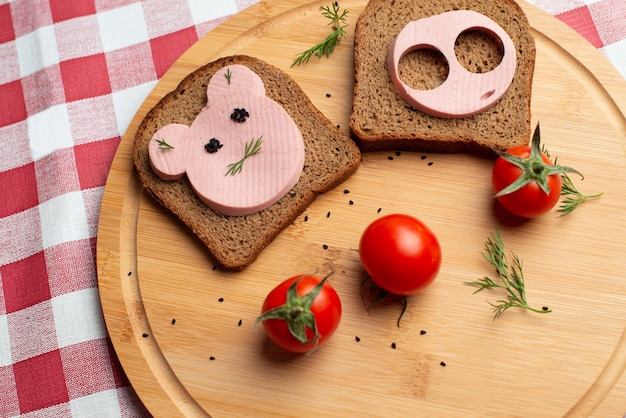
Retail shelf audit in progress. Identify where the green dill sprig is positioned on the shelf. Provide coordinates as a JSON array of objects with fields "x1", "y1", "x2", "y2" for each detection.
[
  {"x1": 155, "y1": 138, "x2": 174, "y2": 150},
  {"x1": 225, "y1": 136, "x2": 263, "y2": 176},
  {"x1": 541, "y1": 144, "x2": 603, "y2": 216},
  {"x1": 225, "y1": 68, "x2": 232, "y2": 85},
  {"x1": 465, "y1": 229, "x2": 551, "y2": 320},
  {"x1": 291, "y1": 3, "x2": 349, "y2": 67},
  {"x1": 558, "y1": 173, "x2": 603, "y2": 216}
]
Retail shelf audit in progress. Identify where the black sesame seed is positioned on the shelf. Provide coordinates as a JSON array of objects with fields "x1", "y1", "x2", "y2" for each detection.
[
  {"x1": 428, "y1": 161, "x2": 434, "y2": 166},
  {"x1": 349, "y1": 200, "x2": 354, "y2": 205},
  {"x1": 218, "y1": 297, "x2": 224, "y2": 302},
  {"x1": 142, "y1": 333, "x2": 149, "y2": 338},
  {"x1": 543, "y1": 306, "x2": 550, "y2": 311},
  {"x1": 212, "y1": 265, "x2": 218, "y2": 271},
  {"x1": 336, "y1": 124, "x2": 341, "y2": 129},
  {"x1": 304, "y1": 215, "x2": 309, "y2": 222},
  {"x1": 326, "y1": 93, "x2": 331, "y2": 97},
  {"x1": 395, "y1": 151, "x2": 401, "y2": 156},
  {"x1": 377, "y1": 208, "x2": 382, "y2": 213},
  {"x1": 326, "y1": 211, "x2": 331, "y2": 218},
  {"x1": 420, "y1": 330, "x2": 426, "y2": 335},
  {"x1": 209, "y1": 356, "x2": 216, "y2": 361},
  {"x1": 355, "y1": 336, "x2": 361, "y2": 342},
  {"x1": 420, "y1": 155, "x2": 427, "y2": 160},
  {"x1": 323, "y1": 244, "x2": 329, "y2": 250},
  {"x1": 238, "y1": 319, "x2": 243, "y2": 326},
  {"x1": 440, "y1": 361, "x2": 446, "y2": 367},
  {"x1": 127, "y1": 271, "x2": 132, "y2": 276},
  {"x1": 343, "y1": 189, "x2": 350, "y2": 194},
  {"x1": 171, "y1": 319, "x2": 176, "y2": 325},
  {"x1": 391, "y1": 342, "x2": 397, "y2": 349},
  {"x1": 387, "y1": 156, "x2": 394, "y2": 160}
]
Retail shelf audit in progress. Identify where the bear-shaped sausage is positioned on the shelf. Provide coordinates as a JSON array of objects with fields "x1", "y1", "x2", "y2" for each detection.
[{"x1": 148, "y1": 64, "x2": 305, "y2": 216}]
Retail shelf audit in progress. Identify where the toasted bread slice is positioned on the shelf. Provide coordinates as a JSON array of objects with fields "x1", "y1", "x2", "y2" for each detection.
[
  {"x1": 134, "y1": 55, "x2": 361, "y2": 270},
  {"x1": 349, "y1": 0, "x2": 536, "y2": 153}
]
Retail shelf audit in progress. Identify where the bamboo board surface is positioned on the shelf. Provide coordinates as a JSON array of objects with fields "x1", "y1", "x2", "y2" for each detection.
[{"x1": 97, "y1": 1, "x2": 626, "y2": 416}]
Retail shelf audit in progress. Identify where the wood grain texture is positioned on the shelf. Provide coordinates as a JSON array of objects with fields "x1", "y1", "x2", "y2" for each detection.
[{"x1": 97, "y1": 1, "x2": 626, "y2": 416}]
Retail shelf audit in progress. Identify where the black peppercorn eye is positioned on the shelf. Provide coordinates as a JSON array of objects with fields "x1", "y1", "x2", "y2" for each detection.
[{"x1": 205, "y1": 138, "x2": 223, "y2": 153}]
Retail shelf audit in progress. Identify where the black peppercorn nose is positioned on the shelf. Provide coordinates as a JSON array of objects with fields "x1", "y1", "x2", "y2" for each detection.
[{"x1": 231, "y1": 108, "x2": 249, "y2": 123}]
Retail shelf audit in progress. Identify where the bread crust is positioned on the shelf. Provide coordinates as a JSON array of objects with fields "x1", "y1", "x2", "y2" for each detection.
[
  {"x1": 349, "y1": 0, "x2": 536, "y2": 154},
  {"x1": 134, "y1": 55, "x2": 361, "y2": 270}
]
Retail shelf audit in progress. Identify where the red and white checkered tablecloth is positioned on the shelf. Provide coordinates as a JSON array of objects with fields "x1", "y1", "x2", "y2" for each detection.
[{"x1": 0, "y1": 0, "x2": 624, "y2": 416}]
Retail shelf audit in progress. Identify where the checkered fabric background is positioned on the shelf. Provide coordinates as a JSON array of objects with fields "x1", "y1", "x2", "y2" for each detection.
[{"x1": 0, "y1": 0, "x2": 624, "y2": 416}]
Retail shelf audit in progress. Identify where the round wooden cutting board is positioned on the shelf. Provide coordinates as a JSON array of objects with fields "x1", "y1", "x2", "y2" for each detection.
[{"x1": 97, "y1": 1, "x2": 626, "y2": 416}]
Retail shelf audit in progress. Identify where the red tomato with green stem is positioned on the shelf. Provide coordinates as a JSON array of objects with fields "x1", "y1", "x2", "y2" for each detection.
[
  {"x1": 492, "y1": 123, "x2": 581, "y2": 218},
  {"x1": 256, "y1": 273, "x2": 341, "y2": 354}
]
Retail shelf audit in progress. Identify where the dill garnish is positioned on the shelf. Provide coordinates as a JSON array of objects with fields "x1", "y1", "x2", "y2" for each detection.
[
  {"x1": 291, "y1": 3, "x2": 349, "y2": 67},
  {"x1": 466, "y1": 229, "x2": 551, "y2": 320},
  {"x1": 225, "y1": 136, "x2": 263, "y2": 176}
]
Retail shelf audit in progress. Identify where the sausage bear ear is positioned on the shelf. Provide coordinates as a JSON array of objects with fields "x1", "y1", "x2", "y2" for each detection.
[
  {"x1": 148, "y1": 123, "x2": 190, "y2": 181},
  {"x1": 206, "y1": 64, "x2": 266, "y2": 100}
]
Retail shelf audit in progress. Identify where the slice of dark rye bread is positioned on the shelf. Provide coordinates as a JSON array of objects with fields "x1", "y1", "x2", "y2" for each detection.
[
  {"x1": 349, "y1": 0, "x2": 536, "y2": 154},
  {"x1": 133, "y1": 55, "x2": 361, "y2": 270}
]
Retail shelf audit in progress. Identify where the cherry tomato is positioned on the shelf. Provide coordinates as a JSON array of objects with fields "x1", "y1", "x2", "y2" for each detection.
[
  {"x1": 491, "y1": 124, "x2": 581, "y2": 219},
  {"x1": 359, "y1": 214, "x2": 441, "y2": 295},
  {"x1": 492, "y1": 145, "x2": 561, "y2": 218},
  {"x1": 256, "y1": 274, "x2": 341, "y2": 353}
]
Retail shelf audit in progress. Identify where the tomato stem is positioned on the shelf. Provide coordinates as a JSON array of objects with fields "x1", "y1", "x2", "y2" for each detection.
[
  {"x1": 397, "y1": 297, "x2": 408, "y2": 328},
  {"x1": 361, "y1": 275, "x2": 409, "y2": 328},
  {"x1": 290, "y1": 307, "x2": 304, "y2": 318},
  {"x1": 494, "y1": 123, "x2": 582, "y2": 197},
  {"x1": 256, "y1": 273, "x2": 334, "y2": 348}
]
